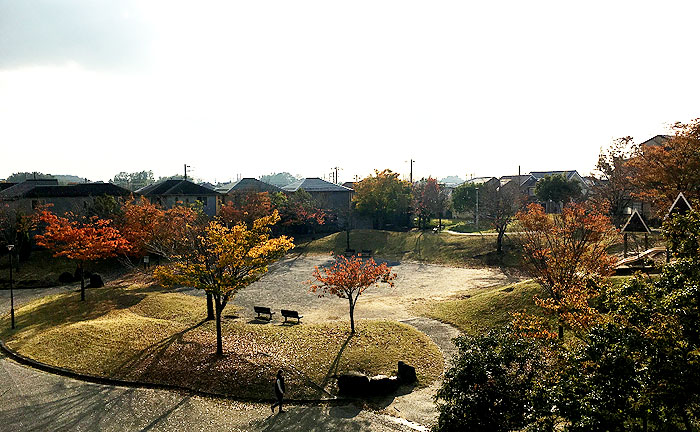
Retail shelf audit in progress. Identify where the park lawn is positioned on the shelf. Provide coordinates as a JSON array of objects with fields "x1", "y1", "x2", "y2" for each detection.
[
  {"x1": 0, "y1": 277, "x2": 443, "y2": 400},
  {"x1": 413, "y1": 280, "x2": 547, "y2": 334},
  {"x1": 300, "y1": 229, "x2": 521, "y2": 267},
  {"x1": 415, "y1": 276, "x2": 635, "y2": 334}
]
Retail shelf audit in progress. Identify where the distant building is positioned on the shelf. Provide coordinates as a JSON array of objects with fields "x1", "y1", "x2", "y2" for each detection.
[
  {"x1": 225, "y1": 178, "x2": 283, "y2": 194},
  {"x1": 0, "y1": 179, "x2": 132, "y2": 215},
  {"x1": 282, "y1": 178, "x2": 353, "y2": 225},
  {"x1": 136, "y1": 179, "x2": 220, "y2": 217}
]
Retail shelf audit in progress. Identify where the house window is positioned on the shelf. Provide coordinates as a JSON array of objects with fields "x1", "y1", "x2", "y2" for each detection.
[{"x1": 528, "y1": 187, "x2": 536, "y2": 196}]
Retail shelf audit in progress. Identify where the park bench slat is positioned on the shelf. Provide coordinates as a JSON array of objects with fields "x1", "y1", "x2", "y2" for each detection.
[
  {"x1": 281, "y1": 309, "x2": 303, "y2": 323},
  {"x1": 253, "y1": 306, "x2": 275, "y2": 320}
]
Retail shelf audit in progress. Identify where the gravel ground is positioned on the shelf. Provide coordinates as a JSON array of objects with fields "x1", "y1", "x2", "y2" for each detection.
[{"x1": 177, "y1": 254, "x2": 520, "y2": 324}]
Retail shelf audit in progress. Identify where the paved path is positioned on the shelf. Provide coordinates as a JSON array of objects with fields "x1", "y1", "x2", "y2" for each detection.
[{"x1": 0, "y1": 352, "x2": 414, "y2": 432}]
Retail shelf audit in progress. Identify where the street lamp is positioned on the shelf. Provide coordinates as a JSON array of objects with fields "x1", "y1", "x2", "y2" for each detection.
[{"x1": 7, "y1": 244, "x2": 15, "y2": 329}]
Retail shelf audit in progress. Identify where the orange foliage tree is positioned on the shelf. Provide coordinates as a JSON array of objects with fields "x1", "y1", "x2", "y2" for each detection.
[
  {"x1": 120, "y1": 198, "x2": 216, "y2": 317},
  {"x1": 628, "y1": 118, "x2": 700, "y2": 212},
  {"x1": 35, "y1": 210, "x2": 128, "y2": 301},
  {"x1": 516, "y1": 202, "x2": 619, "y2": 338},
  {"x1": 218, "y1": 192, "x2": 273, "y2": 228},
  {"x1": 155, "y1": 212, "x2": 293, "y2": 355},
  {"x1": 120, "y1": 198, "x2": 202, "y2": 260},
  {"x1": 309, "y1": 255, "x2": 396, "y2": 333}
]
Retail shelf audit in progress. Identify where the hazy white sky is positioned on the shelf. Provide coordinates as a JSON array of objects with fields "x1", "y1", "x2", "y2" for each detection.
[{"x1": 1, "y1": 1, "x2": 699, "y2": 184}]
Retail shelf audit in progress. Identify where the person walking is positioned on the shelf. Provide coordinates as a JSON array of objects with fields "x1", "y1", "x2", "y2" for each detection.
[{"x1": 271, "y1": 369, "x2": 285, "y2": 413}]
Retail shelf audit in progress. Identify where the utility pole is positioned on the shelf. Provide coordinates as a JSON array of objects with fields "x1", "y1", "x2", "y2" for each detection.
[
  {"x1": 331, "y1": 167, "x2": 342, "y2": 184},
  {"x1": 409, "y1": 159, "x2": 414, "y2": 184},
  {"x1": 475, "y1": 187, "x2": 479, "y2": 231},
  {"x1": 184, "y1": 164, "x2": 191, "y2": 181}
]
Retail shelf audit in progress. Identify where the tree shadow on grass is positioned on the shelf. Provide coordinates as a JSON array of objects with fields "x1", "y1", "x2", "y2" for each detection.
[
  {"x1": 110, "y1": 319, "x2": 208, "y2": 378},
  {"x1": 320, "y1": 332, "x2": 353, "y2": 390},
  {"x1": 3, "y1": 287, "x2": 148, "y2": 337}
]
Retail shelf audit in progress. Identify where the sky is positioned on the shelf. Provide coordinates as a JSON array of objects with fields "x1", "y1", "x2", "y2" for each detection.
[{"x1": 1, "y1": 1, "x2": 699, "y2": 185}]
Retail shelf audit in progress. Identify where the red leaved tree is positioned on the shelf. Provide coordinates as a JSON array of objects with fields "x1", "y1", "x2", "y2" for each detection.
[
  {"x1": 516, "y1": 202, "x2": 619, "y2": 338},
  {"x1": 218, "y1": 192, "x2": 274, "y2": 228},
  {"x1": 309, "y1": 255, "x2": 396, "y2": 333},
  {"x1": 35, "y1": 210, "x2": 128, "y2": 301}
]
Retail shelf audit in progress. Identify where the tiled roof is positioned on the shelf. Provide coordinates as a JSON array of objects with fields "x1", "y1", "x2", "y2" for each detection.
[
  {"x1": 529, "y1": 171, "x2": 580, "y2": 180},
  {"x1": 0, "y1": 179, "x2": 59, "y2": 199},
  {"x1": 282, "y1": 178, "x2": 353, "y2": 193},
  {"x1": 227, "y1": 178, "x2": 282, "y2": 194},
  {"x1": 24, "y1": 183, "x2": 133, "y2": 198},
  {"x1": 0, "y1": 180, "x2": 133, "y2": 199},
  {"x1": 0, "y1": 183, "x2": 17, "y2": 192},
  {"x1": 137, "y1": 179, "x2": 220, "y2": 196},
  {"x1": 639, "y1": 135, "x2": 672, "y2": 147},
  {"x1": 464, "y1": 177, "x2": 497, "y2": 185}
]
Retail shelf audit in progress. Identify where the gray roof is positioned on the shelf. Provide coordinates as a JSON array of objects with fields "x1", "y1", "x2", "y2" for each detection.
[
  {"x1": 136, "y1": 179, "x2": 220, "y2": 196},
  {"x1": 639, "y1": 135, "x2": 672, "y2": 147},
  {"x1": 0, "y1": 179, "x2": 59, "y2": 199},
  {"x1": 282, "y1": 178, "x2": 353, "y2": 193},
  {"x1": 529, "y1": 170, "x2": 581, "y2": 181},
  {"x1": 464, "y1": 177, "x2": 497, "y2": 186},
  {"x1": 226, "y1": 178, "x2": 283, "y2": 194},
  {"x1": 0, "y1": 180, "x2": 132, "y2": 199},
  {"x1": 499, "y1": 175, "x2": 534, "y2": 187}
]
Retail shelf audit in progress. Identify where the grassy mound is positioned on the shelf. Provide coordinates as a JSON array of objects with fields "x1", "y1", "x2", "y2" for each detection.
[
  {"x1": 0, "y1": 281, "x2": 443, "y2": 400},
  {"x1": 300, "y1": 229, "x2": 521, "y2": 267},
  {"x1": 413, "y1": 280, "x2": 547, "y2": 334}
]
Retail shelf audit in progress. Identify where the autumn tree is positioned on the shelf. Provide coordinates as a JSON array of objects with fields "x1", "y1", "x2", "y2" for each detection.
[
  {"x1": 120, "y1": 198, "x2": 203, "y2": 260},
  {"x1": 516, "y1": 202, "x2": 619, "y2": 338},
  {"x1": 412, "y1": 177, "x2": 449, "y2": 229},
  {"x1": 120, "y1": 198, "x2": 216, "y2": 318},
  {"x1": 353, "y1": 169, "x2": 412, "y2": 229},
  {"x1": 534, "y1": 173, "x2": 582, "y2": 205},
  {"x1": 155, "y1": 212, "x2": 293, "y2": 355},
  {"x1": 628, "y1": 118, "x2": 700, "y2": 212},
  {"x1": 591, "y1": 137, "x2": 636, "y2": 227},
  {"x1": 309, "y1": 255, "x2": 396, "y2": 333},
  {"x1": 35, "y1": 210, "x2": 128, "y2": 301},
  {"x1": 271, "y1": 190, "x2": 326, "y2": 234},
  {"x1": 218, "y1": 192, "x2": 273, "y2": 228}
]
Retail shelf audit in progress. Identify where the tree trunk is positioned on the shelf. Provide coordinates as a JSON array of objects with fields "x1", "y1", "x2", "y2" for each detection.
[
  {"x1": 215, "y1": 295, "x2": 223, "y2": 356},
  {"x1": 497, "y1": 229, "x2": 505, "y2": 254},
  {"x1": 558, "y1": 322, "x2": 564, "y2": 340},
  {"x1": 206, "y1": 293, "x2": 214, "y2": 320},
  {"x1": 348, "y1": 297, "x2": 355, "y2": 334},
  {"x1": 79, "y1": 262, "x2": 85, "y2": 301}
]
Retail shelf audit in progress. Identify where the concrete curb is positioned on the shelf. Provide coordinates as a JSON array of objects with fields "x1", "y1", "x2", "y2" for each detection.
[{"x1": 0, "y1": 339, "x2": 348, "y2": 405}]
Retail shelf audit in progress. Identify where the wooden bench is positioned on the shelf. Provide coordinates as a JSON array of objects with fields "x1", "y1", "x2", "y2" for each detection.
[
  {"x1": 359, "y1": 249, "x2": 372, "y2": 258},
  {"x1": 281, "y1": 309, "x2": 303, "y2": 323},
  {"x1": 254, "y1": 306, "x2": 275, "y2": 321}
]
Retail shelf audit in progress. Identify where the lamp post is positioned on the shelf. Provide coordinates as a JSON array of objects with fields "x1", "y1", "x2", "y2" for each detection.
[{"x1": 7, "y1": 244, "x2": 15, "y2": 329}]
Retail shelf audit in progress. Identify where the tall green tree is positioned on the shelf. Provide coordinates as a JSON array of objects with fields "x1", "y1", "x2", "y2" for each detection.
[
  {"x1": 534, "y1": 174, "x2": 582, "y2": 204},
  {"x1": 353, "y1": 169, "x2": 412, "y2": 229}
]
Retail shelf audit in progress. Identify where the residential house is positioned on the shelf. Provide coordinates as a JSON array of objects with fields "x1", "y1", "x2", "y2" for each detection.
[
  {"x1": 136, "y1": 179, "x2": 221, "y2": 217},
  {"x1": 282, "y1": 178, "x2": 353, "y2": 226},
  {"x1": 0, "y1": 179, "x2": 132, "y2": 215}
]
